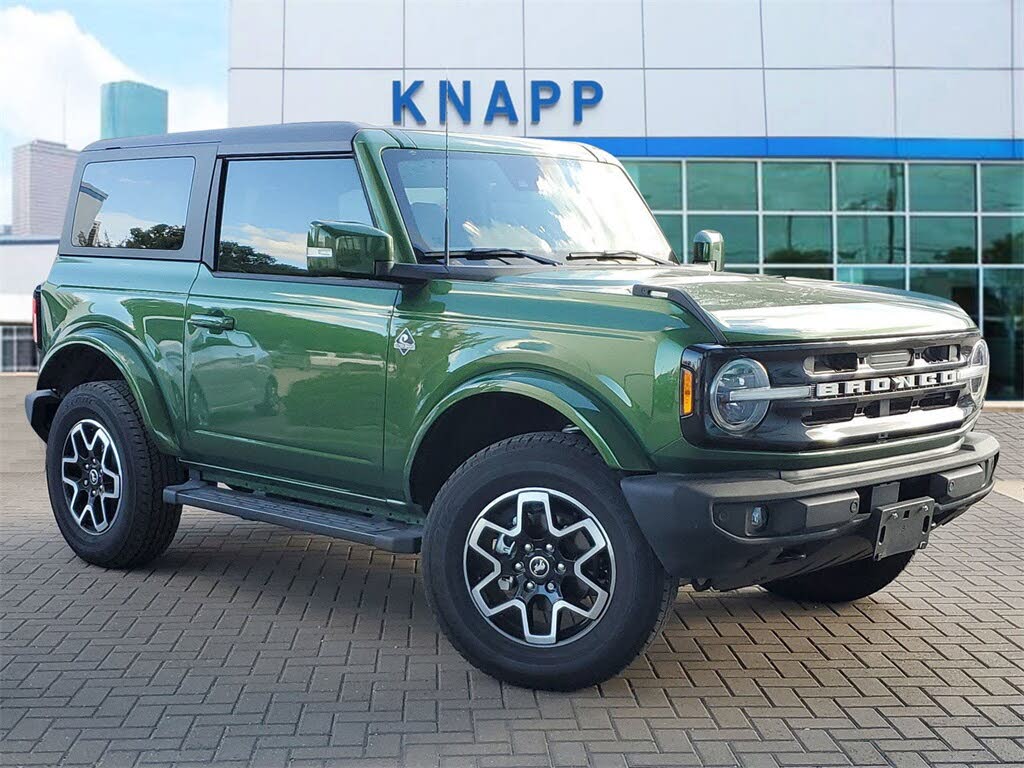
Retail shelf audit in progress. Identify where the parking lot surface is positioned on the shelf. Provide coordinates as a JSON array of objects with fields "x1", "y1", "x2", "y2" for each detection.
[{"x1": 1, "y1": 375, "x2": 1022, "y2": 768}]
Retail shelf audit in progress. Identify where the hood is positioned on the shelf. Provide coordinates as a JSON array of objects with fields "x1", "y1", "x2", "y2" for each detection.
[{"x1": 495, "y1": 266, "x2": 976, "y2": 343}]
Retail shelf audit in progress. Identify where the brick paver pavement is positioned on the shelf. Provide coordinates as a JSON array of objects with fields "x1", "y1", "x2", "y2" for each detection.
[{"x1": 1, "y1": 374, "x2": 1022, "y2": 768}]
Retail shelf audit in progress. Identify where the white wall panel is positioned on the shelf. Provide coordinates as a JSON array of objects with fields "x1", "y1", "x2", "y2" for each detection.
[
  {"x1": 1014, "y1": 0, "x2": 1023, "y2": 68},
  {"x1": 230, "y1": 0, "x2": 284, "y2": 68},
  {"x1": 284, "y1": 0, "x2": 403, "y2": 68},
  {"x1": 1014, "y1": 71, "x2": 1023, "y2": 137},
  {"x1": 229, "y1": 69, "x2": 283, "y2": 126},
  {"x1": 283, "y1": 70, "x2": 400, "y2": 125},
  {"x1": 406, "y1": 0, "x2": 523, "y2": 68},
  {"x1": 401, "y1": 71, "x2": 527, "y2": 135},
  {"x1": 643, "y1": 0, "x2": 761, "y2": 68},
  {"x1": 763, "y1": 0, "x2": 892, "y2": 68},
  {"x1": 896, "y1": 69, "x2": 1013, "y2": 138},
  {"x1": 524, "y1": 0, "x2": 642, "y2": 68},
  {"x1": 646, "y1": 69, "x2": 765, "y2": 137},
  {"x1": 524, "y1": 70, "x2": 644, "y2": 137},
  {"x1": 894, "y1": 0, "x2": 1012, "y2": 68},
  {"x1": 766, "y1": 69, "x2": 894, "y2": 137}
]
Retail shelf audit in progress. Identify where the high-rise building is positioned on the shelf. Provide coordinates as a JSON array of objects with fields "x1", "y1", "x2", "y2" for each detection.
[
  {"x1": 12, "y1": 140, "x2": 79, "y2": 237},
  {"x1": 101, "y1": 81, "x2": 168, "y2": 139}
]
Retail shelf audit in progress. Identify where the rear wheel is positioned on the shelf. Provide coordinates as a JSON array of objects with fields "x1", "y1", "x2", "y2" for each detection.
[
  {"x1": 422, "y1": 432, "x2": 677, "y2": 691},
  {"x1": 45, "y1": 380, "x2": 185, "y2": 568},
  {"x1": 760, "y1": 551, "x2": 914, "y2": 603}
]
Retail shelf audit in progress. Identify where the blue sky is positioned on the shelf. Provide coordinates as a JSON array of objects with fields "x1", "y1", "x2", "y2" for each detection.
[{"x1": 0, "y1": 1, "x2": 228, "y2": 224}]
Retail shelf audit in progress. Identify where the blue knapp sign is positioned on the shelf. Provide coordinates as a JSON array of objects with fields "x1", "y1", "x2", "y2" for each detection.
[{"x1": 392, "y1": 80, "x2": 603, "y2": 126}]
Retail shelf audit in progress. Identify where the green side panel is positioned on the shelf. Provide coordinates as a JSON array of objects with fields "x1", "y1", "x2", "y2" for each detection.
[
  {"x1": 382, "y1": 279, "x2": 711, "y2": 501},
  {"x1": 182, "y1": 266, "x2": 399, "y2": 497},
  {"x1": 39, "y1": 255, "x2": 199, "y2": 454}
]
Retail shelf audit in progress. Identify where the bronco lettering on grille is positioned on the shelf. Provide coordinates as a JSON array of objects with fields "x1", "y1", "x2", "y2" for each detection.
[{"x1": 815, "y1": 370, "x2": 958, "y2": 398}]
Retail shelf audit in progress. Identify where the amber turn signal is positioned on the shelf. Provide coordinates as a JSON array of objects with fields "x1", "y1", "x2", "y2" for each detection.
[{"x1": 681, "y1": 368, "x2": 694, "y2": 416}]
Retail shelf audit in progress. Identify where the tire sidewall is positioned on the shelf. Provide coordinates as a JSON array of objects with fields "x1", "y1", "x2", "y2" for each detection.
[
  {"x1": 423, "y1": 437, "x2": 669, "y2": 687},
  {"x1": 46, "y1": 387, "x2": 140, "y2": 564}
]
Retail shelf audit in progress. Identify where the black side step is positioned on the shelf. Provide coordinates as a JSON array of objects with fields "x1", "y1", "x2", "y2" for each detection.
[{"x1": 163, "y1": 480, "x2": 422, "y2": 553}]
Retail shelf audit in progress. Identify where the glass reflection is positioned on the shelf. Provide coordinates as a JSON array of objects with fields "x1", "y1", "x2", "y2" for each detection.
[
  {"x1": 383, "y1": 149, "x2": 672, "y2": 263},
  {"x1": 217, "y1": 158, "x2": 373, "y2": 275},
  {"x1": 910, "y1": 217, "x2": 976, "y2": 263},
  {"x1": 73, "y1": 158, "x2": 194, "y2": 249},
  {"x1": 763, "y1": 216, "x2": 831, "y2": 263},
  {"x1": 837, "y1": 216, "x2": 905, "y2": 264}
]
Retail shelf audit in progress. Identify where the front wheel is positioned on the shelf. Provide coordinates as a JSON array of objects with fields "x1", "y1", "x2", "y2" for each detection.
[
  {"x1": 422, "y1": 432, "x2": 677, "y2": 691},
  {"x1": 760, "y1": 551, "x2": 914, "y2": 603}
]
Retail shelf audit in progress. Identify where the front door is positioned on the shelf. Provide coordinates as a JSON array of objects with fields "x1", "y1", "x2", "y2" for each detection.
[{"x1": 183, "y1": 156, "x2": 399, "y2": 497}]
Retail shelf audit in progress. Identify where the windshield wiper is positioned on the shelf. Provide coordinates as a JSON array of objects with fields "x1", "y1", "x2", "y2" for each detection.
[
  {"x1": 420, "y1": 248, "x2": 559, "y2": 266},
  {"x1": 566, "y1": 250, "x2": 672, "y2": 265}
]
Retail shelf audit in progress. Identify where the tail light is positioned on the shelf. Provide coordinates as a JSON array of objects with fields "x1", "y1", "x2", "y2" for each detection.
[{"x1": 32, "y1": 285, "x2": 41, "y2": 347}]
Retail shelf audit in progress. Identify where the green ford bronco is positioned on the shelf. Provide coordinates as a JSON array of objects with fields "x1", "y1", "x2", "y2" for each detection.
[{"x1": 28, "y1": 123, "x2": 999, "y2": 690}]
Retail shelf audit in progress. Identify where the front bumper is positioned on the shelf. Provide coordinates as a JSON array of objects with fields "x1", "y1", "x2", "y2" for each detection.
[{"x1": 621, "y1": 431, "x2": 1000, "y2": 590}]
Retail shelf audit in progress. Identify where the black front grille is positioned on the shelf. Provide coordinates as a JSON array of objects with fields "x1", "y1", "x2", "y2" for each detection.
[
  {"x1": 685, "y1": 331, "x2": 983, "y2": 452},
  {"x1": 772, "y1": 332, "x2": 980, "y2": 447}
]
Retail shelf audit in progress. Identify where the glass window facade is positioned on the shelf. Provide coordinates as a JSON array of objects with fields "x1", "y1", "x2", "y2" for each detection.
[{"x1": 624, "y1": 158, "x2": 1024, "y2": 397}]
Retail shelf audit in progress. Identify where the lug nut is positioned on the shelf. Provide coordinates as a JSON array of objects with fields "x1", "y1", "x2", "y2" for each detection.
[
  {"x1": 524, "y1": 543, "x2": 534, "y2": 553},
  {"x1": 556, "y1": 563, "x2": 566, "y2": 574},
  {"x1": 545, "y1": 543, "x2": 554, "y2": 553},
  {"x1": 514, "y1": 562, "x2": 524, "y2": 572},
  {"x1": 546, "y1": 582, "x2": 556, "y2": 592},
  {"x1": 525, "y1": 581, "x2": 535, "y2": 591}
]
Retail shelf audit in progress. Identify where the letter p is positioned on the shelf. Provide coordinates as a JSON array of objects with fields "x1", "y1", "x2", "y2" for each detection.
[{"x1": 572, "y1": 80, "x2": 603, "y2": 124}]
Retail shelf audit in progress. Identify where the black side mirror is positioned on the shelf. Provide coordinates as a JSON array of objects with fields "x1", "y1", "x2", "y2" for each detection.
[
  {"x1": 692, "y1": 229, "x2": 724, "y2": 271},
  {"x1": 306, "y1": 220, "x2": 394, "y2": 278}
]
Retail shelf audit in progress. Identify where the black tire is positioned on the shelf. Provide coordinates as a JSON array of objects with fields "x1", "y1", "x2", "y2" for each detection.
[
  {"x1": 45, "y1": 380, "x2": 185, "y2": 568},
  {"x1": 422, "y1": 432, "x2": 678, "y2": 691},
  {"x1": 761, "y1": 551, "x2": 914, "y2": 603}
]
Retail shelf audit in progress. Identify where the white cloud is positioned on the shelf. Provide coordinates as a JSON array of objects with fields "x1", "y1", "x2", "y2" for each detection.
[
  {"x1": 0, "y1": 6, "x2": 137, "y2": 150},
  {"x1": 169, "y1": 84, "x2": 227, "y2": 135},
  {"x1": 0, "y1": 6, "x2": 227, "y2": 223}
]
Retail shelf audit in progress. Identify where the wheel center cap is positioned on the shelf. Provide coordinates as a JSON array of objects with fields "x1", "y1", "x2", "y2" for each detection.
[
  {"x1": 528, "y1": 555, "x2": 550, "y2": 578},
  {"x1": 89, "y1": 469, "x2": 99, "y2": 485}
]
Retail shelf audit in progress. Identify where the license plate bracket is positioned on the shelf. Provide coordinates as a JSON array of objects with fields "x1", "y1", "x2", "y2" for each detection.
[{"x1": 874, "y1": 496, "x2": 934, "y2": 560}]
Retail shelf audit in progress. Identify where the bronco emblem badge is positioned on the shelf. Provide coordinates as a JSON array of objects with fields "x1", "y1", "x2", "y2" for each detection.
[
  {"x1": 814, "y1": 370, "x2": 958, "y2": 398},
  {"x1": 394, "y1": 328, "x2": 416, "y2": 356}
]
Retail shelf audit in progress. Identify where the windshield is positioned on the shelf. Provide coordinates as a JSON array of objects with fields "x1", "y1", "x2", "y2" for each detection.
[{"x1": 382, "y1": 148, "x2": 674, "y2": 264}]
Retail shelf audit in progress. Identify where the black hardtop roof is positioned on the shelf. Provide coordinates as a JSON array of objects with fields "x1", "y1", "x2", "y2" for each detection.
[{"x1": 83, "y1": 121, "x2": 374, "y2": 152}]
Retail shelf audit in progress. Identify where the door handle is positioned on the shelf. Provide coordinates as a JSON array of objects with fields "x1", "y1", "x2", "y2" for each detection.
[{"x1": 188, "y1": 313, "x2": 235, "y2": 332}]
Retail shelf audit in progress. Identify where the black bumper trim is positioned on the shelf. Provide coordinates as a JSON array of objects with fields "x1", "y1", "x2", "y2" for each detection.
[{"x1": 622, "y1": 432, "x2": 999, "y2": 588}]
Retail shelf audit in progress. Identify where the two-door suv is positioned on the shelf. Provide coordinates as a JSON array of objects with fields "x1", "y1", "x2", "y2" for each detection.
[{"x1": 28, "y1": 123, "x2": 999, "y2": 690}]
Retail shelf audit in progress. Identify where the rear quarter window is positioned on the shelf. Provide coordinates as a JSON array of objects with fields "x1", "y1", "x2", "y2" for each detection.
[{"x1": 72, "y1": 157, "x2": 195, "y2": 250}]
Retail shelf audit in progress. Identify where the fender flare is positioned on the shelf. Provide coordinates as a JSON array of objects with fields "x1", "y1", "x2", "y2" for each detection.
[
  {"x1": 37, "y1": 328, "x2": 180, "y2": 456},
  {"x1": 404, "y1": 369, "x2": 653, "y2": 487}
]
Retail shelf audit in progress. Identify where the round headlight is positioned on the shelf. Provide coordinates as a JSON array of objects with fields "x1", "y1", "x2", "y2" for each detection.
[
  {"x1": 710, "y1": 358, "x2": 771, "y2": 433},
  {"x1": 966, "y1": 339, "x2": 989, "y2": 406}
]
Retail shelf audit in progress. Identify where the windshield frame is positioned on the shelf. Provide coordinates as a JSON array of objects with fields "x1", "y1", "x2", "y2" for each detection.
[{"x1": 381, "y1": 147, "x2": 676, "y2": 267}]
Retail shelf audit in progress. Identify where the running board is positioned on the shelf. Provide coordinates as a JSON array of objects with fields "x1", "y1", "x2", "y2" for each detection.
[{"x1": 163, "y1": 480, "x2": 422, "y2": 553}]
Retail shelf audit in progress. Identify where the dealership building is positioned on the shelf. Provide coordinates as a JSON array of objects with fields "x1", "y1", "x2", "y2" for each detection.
[{"x1": 228, "y1": 0, "x2": 1022, "y2": 397}]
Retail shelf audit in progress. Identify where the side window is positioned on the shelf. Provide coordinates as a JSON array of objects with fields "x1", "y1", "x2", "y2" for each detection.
[
  {"x1": 72, "y1": 157, "x2": 195, "y2": 249},
  {"x1": 217, "y1": 157, "x2": 372, "y2": 276}
]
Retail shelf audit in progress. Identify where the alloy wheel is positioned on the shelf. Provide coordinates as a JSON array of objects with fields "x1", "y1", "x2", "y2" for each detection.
[
  {"x1": 60, "y1": 419, "x2": 123, "y2": 535},
  {"x1": 463, "y1": 488, "x2": 615, "y2": 646}
]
